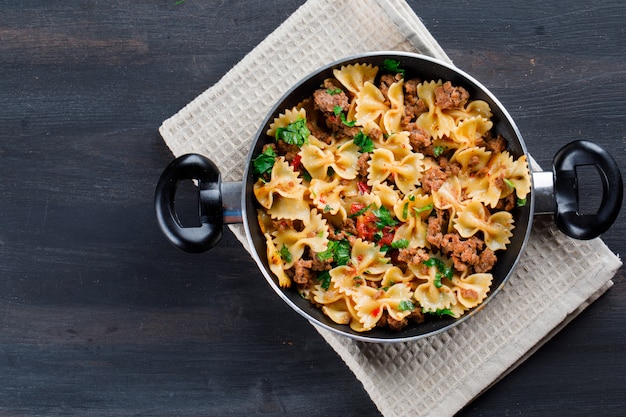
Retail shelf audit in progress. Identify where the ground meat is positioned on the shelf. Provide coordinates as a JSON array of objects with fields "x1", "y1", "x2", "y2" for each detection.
[
  {"x1": 305, "y1": 248, "x2": 332, "y2": 272},
  {"x1": 403, "y1": 78, "x2": 427, "y2": 122},
  {"x1": 484, "y1": 133, "x2": 507, "y2": 154},
  {"x1": 397, "y1": 247, "x2": 429, "y2": 266},
  {"x1": 475, "y1": 248, "x2": 497, "y2": 273},
  {"x1": 439, "y1": 157, "x2": 461, "y2": 177},
  {"x1": 276, "y1": 140, "x2": 300, "y2": 163},
  {"x1": 292, "y1": 259, "x2": 315, "y2": 286},
  {"x1": 386, "y1": 315, "x2": 408, "y2": 331},
  {"x1": 426, "y1": 209, "x2": 447, "y2": 248},
  {"x1": 421, "y1": 165, "x2": 448, "y2": 193},
  {"x1": 313, "y1": 88, "x2": 350, "y2": 114},
  {"x1": 270, "y1": 218, "x2": 294, "y2": 232},
  {"x1": 357, "y1": 152, "x2": 370, "y2": 177},
  {"x1": 440, "y1": 234, "x2": 484, "y2": 272},
  {"x1": 379, "y1": 73, "x2": 401, "y2": 100},
  {"x1": 377, "y1": 309, "x2": 425, "y2": 331},
  {"x1": 366, "y1": 125, "x2": 384, "y2": 142},
  {"x1": 407, "y1": 125, "x2": 432, "y2": 152},
  {"x1": 408, "y1": 309, "x2": 425, "y2": 325},
  {"x1": 306, "y1": 119, "x2": 330, "y2": 144},
  {"x1": 434, "y1": 81, "x2": 469, "y2": 109},
  {"x1": 328, "y1": 218, "x2": 357, "y2": 241},
  {"x1": 321, "y1": 112, "x2": 360, "y2": 137},
  {"x1": 496, "y1": 193, "x2": 516, "y2": 212}
]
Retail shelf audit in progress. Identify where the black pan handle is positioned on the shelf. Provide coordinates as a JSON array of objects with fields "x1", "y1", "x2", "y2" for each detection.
[
  {"x1": 553, "y1": 140, "x2": 623, "y2": 240},
  {"x1": 155, "y1": 154, "x2": 223, "y2": 252}
]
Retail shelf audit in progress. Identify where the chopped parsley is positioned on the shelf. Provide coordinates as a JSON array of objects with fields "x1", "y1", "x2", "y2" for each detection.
[
  {"x1": 433, "y1": 146, "x2": 445, "y2": 157},
  {"x1": 382, "y1": 58, "x2": 405, "y2": 75},
  {"x1": 399, "y1": 299, "x2": 415, "y2": 311},
  {"x1": 423, "y1": 257, "x2": 454, "y2": 288},
  {"x1": 517, "y1": 197, "x2": 527, "y2": 207},
  {"x1": 326, "y1": 88, "x2": 342, "y2": 95},
  {"x1": 425, "y1": 308, "x2": 456, "y2": 318},
  {"x1": 317, "y1": 239, "x2": 351, "y2": 266},
  {"x1": 372, "y1": 206, "x2": 398, "y2": 229},
  {"x1": 252, "y1": 146, "x2": 277, "y2": 178},
  {"x1": 354, "y1": 131, "x2": 375, "y2": 153},
  {"x1": 317, "y1": 270, "x2": 331, "y2": 290},
  {"x1": 348, "y1": 204, "x2": 371, "y2": 218},
  {"x1": 504, "y1": 178, "x2": 516, "y2": 189},
  {"x1": 279, "y1": 244, "x2": 292, "y2": 263},
  {"x1": 333, "y1": 105, "x2": 356, "y2": 127},
  {"x1": 275, "y1": 118, "x2": 310, "y2": 147},
  {"x1": 391, "y1": 239, "x2": 409, "y2": 249},
  {"x1": 413, "y1": 203, "x2": 434, "y2": 216}
]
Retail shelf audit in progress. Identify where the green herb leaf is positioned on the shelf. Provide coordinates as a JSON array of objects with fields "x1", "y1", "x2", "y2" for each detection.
[
  {"x1": 399, "y1": 300, "x2": 415, "y2": 311},
  {"x1": 275, "y1": 118, "x2": 310, "y2": 147},
  {"x1": 382, "y1": 58, "x2": 405, "y2": 75},
  {"x1": 326, "y1": 88, "x2": 342, "y2": 95},
  {"x1": 504, "y1": 178, "x2": 516, "y2": 189},
  {"x1": 317, "y1": 239, "x2": 351, "y2": 266},
  {"x1": 425, "y1": 308, "x2": 456, "y2": 318},
  {"x1": 333, "y1": 105, "x2": 343, "y2": 116},
  {"x1": 413, "y1": 203, "x2": 434, "y2": 216},
  {"x1": 372, "y1": 206, "x2": 398, "y2": 229},
  {"x1": 252, "y1": 146, "x2": 277, "y2": 178},
  {"x1": 348, "y1": 204, "x2": 371, "y2": 218},
  {"x1": 433, "y1": 146, "x2": 445, "y2": 157},
  {"x1": 423, "y1": 257, "x2": 453, "y2": 288},
  {"x1": 354, "y1": 131, "x2": 374, "y2": 153},
  {"x1": 391, "y1": 239, "x2": 409, "y2": 249},
  {"x1": 317, "y1": 271, "x2": 331, "y2": 290},
  {"x1": 340, "y1": 112, "x2": 356, "y2": 127},
  {"x1": 334, "y1": 240, "x2": 351, "y2": 266},
  {"x1": 279, "y1": 244, "x2": 292, "y2": 263},
  {"x1": 402, "y1": 202, "x2": 409, "y2": 220},
  {"x1": 324, "y1": 204, "x2": 333, "y2": 213},
  {"x1": 423, "y1": 257, "x2": 445, "y2": 270},
  {"x1": 517, "y1": 197, "x2": 527, "y2": 207}
]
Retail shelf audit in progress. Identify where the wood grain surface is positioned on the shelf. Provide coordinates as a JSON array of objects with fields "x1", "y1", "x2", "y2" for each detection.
[{"x1": 1, "y1": 1, "x2": 624, "y2": 416}]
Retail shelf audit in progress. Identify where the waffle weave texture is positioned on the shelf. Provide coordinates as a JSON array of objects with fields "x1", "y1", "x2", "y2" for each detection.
[{"x1": 159, "y1": 1, "x2": 622, "y2": 415}]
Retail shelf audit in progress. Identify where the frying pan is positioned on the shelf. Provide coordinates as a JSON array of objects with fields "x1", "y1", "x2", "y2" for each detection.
[{"x1": 154, "y1": 52, "x2": 622, "y2": 343}]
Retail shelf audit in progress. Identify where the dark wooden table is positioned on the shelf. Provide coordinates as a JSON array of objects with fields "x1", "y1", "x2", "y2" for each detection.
[{"x1": 1, "y1": 1, "x2": 624, "y2": 415}]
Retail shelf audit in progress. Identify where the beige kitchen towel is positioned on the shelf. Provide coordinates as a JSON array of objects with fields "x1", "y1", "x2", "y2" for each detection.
[{"x1": 159, "y1": 0, "x2": 623, "y2": 416}]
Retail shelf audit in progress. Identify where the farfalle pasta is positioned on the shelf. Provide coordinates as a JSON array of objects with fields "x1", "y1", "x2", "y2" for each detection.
[{"x1": 252, "y1": 59, "x2": 531, "y2": 332}]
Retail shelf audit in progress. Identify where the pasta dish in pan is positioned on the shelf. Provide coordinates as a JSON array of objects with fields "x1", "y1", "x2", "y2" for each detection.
[{"x1": 252, "y1": 60, "x2": 531, "y2": 332}]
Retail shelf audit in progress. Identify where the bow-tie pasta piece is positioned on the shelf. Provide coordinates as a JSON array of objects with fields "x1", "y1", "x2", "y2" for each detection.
[
  {"x1": 393, "y1": 191, "x2": 433, "y2": 249},
  {"x1": 352, "y1": 283, "x2": 414, "y2": 331},
  {"x1": 367, "y1": 148, "x2": 425, "y2": 195},
  {"x1": 309, "y1": 176, "x2": 345, "y2": 216},
  {"x1": 300, "y1": 137, "x2": 360, "y2": 180},
  {"x1": 333, "y1": 63, "x2": 379, "y2": 95},
  {"x1": 267, "y1": 107, "x2": 307, "y2": 138},
  {"x1": 355, "y1": 82, "x2": 389, "y2": 128},
  {"x1": 466, "y1": 150, "x2": 531, "y2": 208},
  {"x1": 330, "y1": 239, "x2": 392, "y2": 296},
  {"x1": 449, "y1": 116, "x2": 493, "y2": 153},
  {"x1": 454, "y1": 201, "x2": 515, "y2": 251},
  {"x1": 377, "y1": 131, "x2": 413, "y2": 159},
  {"x1": 415, "y1": 80, "x2": 457, "y2": 139},
  {"x1": 451, "y1": 272, "x2": 493, "y2": 311},
  {"x1": 382, "y1": 79, "x2": 405, "y2": 135},
  {"x1": 270, "y1": 209, "x2": 329, "y2": 285},
  {"x1": 409, "y1": 260, "x2": 458, "y2": 315},
  {"x1": 253, "y1": 157, "x2": 310, "y2": 221}
]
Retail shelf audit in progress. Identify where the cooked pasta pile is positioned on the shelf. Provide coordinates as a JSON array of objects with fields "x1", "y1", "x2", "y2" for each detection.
[{"x1": 253, "y1": 60, "x2": 531, "y2": 332}]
